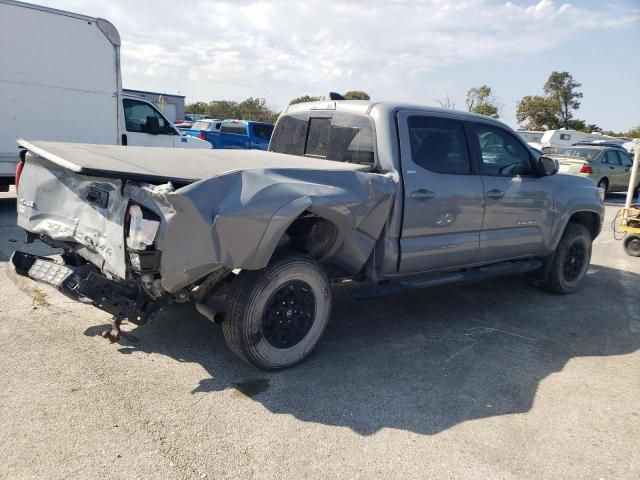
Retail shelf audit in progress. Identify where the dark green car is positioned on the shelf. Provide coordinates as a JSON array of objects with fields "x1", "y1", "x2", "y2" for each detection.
[{"x1": 549, "y1": 146, "x2": 640, "y2": 196}]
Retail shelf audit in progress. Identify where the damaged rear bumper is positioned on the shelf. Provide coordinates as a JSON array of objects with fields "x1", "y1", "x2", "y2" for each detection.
[{"x1": 11, "y1": 250, "x2": 157, "y2": 323}]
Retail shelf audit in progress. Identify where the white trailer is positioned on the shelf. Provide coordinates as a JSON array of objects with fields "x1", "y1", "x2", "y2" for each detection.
[{"x1": 0, "y1": 0, "x2": 210, "y2": 191}]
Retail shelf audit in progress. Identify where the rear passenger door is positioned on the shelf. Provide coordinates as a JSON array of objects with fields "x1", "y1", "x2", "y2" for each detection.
[
  {"x1": 398, "y1": 112, "x2": 485, "y2": 273},
  {"x1": 603, "y1": 150, "x2": 623, "y2": 190},
  {"x1": 471, "y1": 123, "x2": 553, "y2": 262},
  {"x1": 219, "y1": 122, "x2": 249, "y2": 149}
]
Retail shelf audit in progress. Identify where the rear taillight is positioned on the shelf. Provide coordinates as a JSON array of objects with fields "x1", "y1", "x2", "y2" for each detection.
[
  {"x1": 15, "y1": 161, "x2": 24, "y2": 191},
  {"x1": 126, "y1": 204, "x2": 160, "y2": 250},
  {"x1": 579, "y1": 164, "x2": 593, "y2": 174},
  {"x1": 198, "y1": 132, "x2": 206, "y2": 140}
]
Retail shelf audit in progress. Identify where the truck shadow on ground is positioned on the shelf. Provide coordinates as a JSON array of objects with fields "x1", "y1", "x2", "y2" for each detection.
[{"x1": 84, "y1": 264, "x2": 640, "y2": 436}]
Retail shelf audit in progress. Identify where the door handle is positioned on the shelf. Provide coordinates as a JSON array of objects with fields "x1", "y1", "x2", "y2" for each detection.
[
  {"x1": 609, "y1": 166, "x2": 615, "y2": 170},
  {"x1": 411, "y1": 189, "x2": 435, "y2": 200},
  {"x1": 486, "y1": 189, "x2": 505, "y2": 199}
]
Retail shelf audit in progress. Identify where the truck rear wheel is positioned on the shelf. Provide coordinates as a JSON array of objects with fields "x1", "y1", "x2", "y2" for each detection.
[
  {"x1": 223, "y1": 254, "x2": 332, "y2": 370},
  {"x1": 540, "y1": 222, "x2": 592, "y2": 294}
]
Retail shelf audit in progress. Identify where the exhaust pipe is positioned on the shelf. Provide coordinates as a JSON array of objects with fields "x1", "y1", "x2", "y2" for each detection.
[{"x1": 195, "y1": 299, "x2": 225, "y2": 324}]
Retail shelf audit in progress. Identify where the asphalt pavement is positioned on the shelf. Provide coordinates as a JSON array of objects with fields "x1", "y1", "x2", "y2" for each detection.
[{"x1": 0, "y1": 187, "x2": 638, "y2": 479}]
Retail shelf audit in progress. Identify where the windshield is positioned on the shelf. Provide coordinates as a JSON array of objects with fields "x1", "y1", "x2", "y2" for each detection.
[
  {"x1": 554, "y1": 147, "x2": 600, "y2": 160},
  {"x1": 518, "y1": 131, "x2": 544, "y2": 143},
  {"x1": 192, "y1": 121, "x2": 212, "y2": 131}
]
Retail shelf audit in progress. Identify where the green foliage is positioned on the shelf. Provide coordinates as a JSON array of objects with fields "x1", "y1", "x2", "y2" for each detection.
[
  {"x1": 186, "y1": 97, "x2": 279, "y2": 123},
  {"x1": 465, "y1": 85, "x2": 499, "y2": 118},
  {"x1": 603, "y1": 126, "x2": 640, "y2": 138},
  {"x1": 289, "y1": 95, "x2": 321, "y2": 105},
  {"x1": 544, "y1": 71, "x2": 583, "y2": 129},
  {"x1": 626, "y1": 126, "x2": 640, "y2": 138},
  {"x1": 516, "y1": 95, "x2": 560, "y2": 130},
  {"x1": 185, "y1": 101, "x2": 208, "y2": 115},
  {"x1": 516, "y1": 71, "x2": 584, "y2": 130},
  {"x1": 343, "y1": 90, "x2": 370, "y2": 100}
]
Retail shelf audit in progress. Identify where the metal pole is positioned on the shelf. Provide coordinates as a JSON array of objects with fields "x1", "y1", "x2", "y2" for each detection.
[{"x1": 625, "y1": 146, "x2": 640, "y2": 209}]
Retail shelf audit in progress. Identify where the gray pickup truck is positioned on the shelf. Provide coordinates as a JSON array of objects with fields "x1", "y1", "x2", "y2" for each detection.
[{"x1": 12, "y1": 101, "x2": 604, "y2": 369}]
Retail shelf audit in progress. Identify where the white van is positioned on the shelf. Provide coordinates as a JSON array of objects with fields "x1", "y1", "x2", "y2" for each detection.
[{"x1": 0, "y1": 0, "x2": 210, "y2": 190}]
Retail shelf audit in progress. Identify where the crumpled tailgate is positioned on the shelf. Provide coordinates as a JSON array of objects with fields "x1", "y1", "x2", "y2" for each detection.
[{"x1": 17, "y1": 152, "x2": 129, "y2": 278}]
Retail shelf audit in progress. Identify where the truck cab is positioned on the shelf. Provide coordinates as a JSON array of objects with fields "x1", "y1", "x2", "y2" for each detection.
[
  {"x1": 120, "y1": 94, "x2": 211, "y2": 149},
  {"x1": 201, "y1": 120, "x2": 274, "y2": 150}
]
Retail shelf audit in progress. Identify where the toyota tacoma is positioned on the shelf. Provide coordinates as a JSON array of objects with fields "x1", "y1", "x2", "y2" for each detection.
[{"x1": 11, "y1": 101, "x2": 604, "y2": 369}]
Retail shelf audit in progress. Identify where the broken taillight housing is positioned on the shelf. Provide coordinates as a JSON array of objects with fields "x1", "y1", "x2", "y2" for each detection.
[
  {"x1": 15, "y1": 161, "x2": 24, "y2": 192},
  {"x1": 126, "y1": 204, "x2": 160, "y2": 250}
]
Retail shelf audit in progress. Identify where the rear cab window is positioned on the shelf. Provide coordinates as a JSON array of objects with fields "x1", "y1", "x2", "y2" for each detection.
[
  {"x1": 220, "y1": 122, "x2": 248, "y2": 135},
  {"x1": 270, "y1": 112, "x2": 376, "y2": 165}
]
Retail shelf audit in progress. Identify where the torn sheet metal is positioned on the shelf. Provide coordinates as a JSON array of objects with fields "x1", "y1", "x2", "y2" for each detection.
[
  {"x1": 17, "y1": 141, "x2": 397, "y2": 294},
  {"x1": 130, "y1": 167, "x2": 396, "y2": 292}
]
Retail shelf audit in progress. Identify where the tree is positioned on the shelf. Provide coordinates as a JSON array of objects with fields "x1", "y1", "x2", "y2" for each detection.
[
  {"x1": 207, "y1": 100, "x2": 239, "y2": 119},
  {"x1": 343, "y1": 90, "x2": 370, "y2": 100},
  {"x1": 185, "y1": 101, "x2": 208, "y2": 115},
  {"x1": 516, "y1": 95, "x2": 560, "y2": 131},
  {"x1": 434, "y1": 93, "x2": 455, "y2": 109},
  {"x1": 465, "y1": 85, "x2": 499, "y2": 118},
  {"x1": 543, "y1": 71, "x2": 583, "y2": 129},
  {"x1": 289, "y1": 95, "x2": 321, "y2": 105}
]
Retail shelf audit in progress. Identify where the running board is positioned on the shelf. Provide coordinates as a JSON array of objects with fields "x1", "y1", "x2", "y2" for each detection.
[{"x1": 351, "y1": 259, "x2": 543, "y2": 300}]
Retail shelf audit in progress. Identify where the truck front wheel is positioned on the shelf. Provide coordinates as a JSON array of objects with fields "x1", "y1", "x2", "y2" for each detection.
[
  {"x1": 540, "y1": 222, "x2": 592, "y2": 294},
  {"x1": 223, "y1": 254, "x2": 332, "y2": 370}
]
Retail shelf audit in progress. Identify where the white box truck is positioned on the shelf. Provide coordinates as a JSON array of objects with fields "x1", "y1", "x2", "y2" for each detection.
[{"x1": 0, "y1": 0, "x2": 210, "y2": 191}]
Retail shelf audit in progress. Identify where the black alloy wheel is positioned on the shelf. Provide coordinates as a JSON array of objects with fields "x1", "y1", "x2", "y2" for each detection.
[
  {"x1": 262, "y1": 280, "x2": 316, "y2": 349},
  {"x1": 562, "y1": 240, "x2": 587, "y2": 282}
]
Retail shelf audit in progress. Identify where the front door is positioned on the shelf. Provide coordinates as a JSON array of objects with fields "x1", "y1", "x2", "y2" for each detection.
[
  {"x1": 122, "y1": 98, "x2": 177, "y2": 147},
  {"x1": 398, "y1": 112, "x2": 485, "y2": 273},
  {"x1": 471, "y1": 123, "x2": 553, "y2": 262}
]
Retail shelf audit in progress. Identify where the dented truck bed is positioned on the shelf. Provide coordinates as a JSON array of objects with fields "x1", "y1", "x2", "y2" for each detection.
[{"x1": 15, "y1": 140, "x2": 396, "y2": 296}]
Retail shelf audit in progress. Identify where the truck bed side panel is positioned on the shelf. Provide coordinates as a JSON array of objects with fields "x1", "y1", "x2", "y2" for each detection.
[{"x1": 129, "y1": 169, "x2": 397, "y2": 292}]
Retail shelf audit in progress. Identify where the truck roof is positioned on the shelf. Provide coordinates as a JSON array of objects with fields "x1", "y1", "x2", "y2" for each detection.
[{"x1": 285, "y1": 100, "x2": 506, "y2": 127}]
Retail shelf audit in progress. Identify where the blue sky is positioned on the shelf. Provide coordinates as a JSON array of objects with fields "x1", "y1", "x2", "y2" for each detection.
[{"x1": 37, "y1": 0, "x2": 640, "y2": 131}]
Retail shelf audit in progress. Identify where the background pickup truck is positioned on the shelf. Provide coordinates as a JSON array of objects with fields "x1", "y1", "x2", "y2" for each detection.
[
  {"x1": 181, "y1": 119, "x2": 274, "y2": 150},
  {"x1": 12, "y1": 101, "x2": 604, "y2": 370}
]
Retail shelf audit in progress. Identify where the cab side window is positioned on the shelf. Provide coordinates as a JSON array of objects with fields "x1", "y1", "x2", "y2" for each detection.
[
  {"x1": 123, "y1": 99, "x2": 174, "y2": 134},
  {"x1": 474, "y1": 124, "x2": 533, "y2": 176},
  {"x1": 407, "y1": 116, "x2": 470, "y2": 174}
]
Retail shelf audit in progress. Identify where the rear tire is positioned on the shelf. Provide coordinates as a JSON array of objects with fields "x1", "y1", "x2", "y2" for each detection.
[
  {"x1": 539, "y1": 222, "x2": 592, "y2": 294},
  {"x1": 223, "y1": 254, "x2": 332, "y2": 370},
  {"x1": 623, "y1": 235, "x2": 640, "y2": 257},
  {"x1": 597, "y1": 178, "x2": 609, "y2": 197}
]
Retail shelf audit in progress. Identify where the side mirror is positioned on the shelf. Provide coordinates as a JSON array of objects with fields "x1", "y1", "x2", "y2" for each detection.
[
  {"x1": 144, "y1": 116, "x2": 161, "y2": 135},
  {"x1": 538, "y1": 156, "x2": 558, "y2": 176}
]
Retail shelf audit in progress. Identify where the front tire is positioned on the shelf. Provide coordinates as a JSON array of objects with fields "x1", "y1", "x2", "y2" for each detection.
[
  {"x1": 540, "y1": 222, "x2": 592, "y2": 294},
  {"x1": 223, "y1": 254, "x2": 332, "y2": 370}
]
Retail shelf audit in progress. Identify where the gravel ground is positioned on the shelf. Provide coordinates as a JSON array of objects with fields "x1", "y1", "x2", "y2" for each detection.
[{"x1": 0, "y1": 186, "x2": 638, "y2": 479}]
